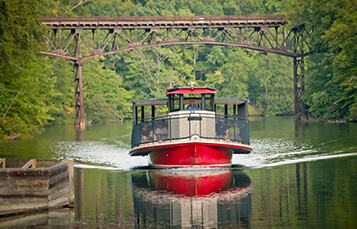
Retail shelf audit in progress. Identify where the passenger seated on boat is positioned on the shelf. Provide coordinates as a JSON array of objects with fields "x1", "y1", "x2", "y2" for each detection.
[
  {"x1": 234, "y1": 132, "x2": 242, "y2": 142},
  {"x1": 216, "y1": 122, "x2": 229, "y2": 140},
  {"x1": 141, "y1": 122, "x2": 153, "y2": 141},
  {"x1": 227, "y1": 122, "x2": 241, "y2": 141},
  {"x1": 154, "y1": 121, "x2": 167, "y2": 140},
  {"x1": 185, "y1": 99, "x2": 199, "y2": 110}
]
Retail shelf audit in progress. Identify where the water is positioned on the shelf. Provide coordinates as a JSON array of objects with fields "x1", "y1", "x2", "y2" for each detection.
[{"x1": 0, "y1": 117, "x2": 356, "y2": 228}]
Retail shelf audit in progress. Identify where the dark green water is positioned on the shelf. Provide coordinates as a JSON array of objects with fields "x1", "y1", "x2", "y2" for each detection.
[{"x1": 0, "y1": 117, "x2": 356, "y2": 228}]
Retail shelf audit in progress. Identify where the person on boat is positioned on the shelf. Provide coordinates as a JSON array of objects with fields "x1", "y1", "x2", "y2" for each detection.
[
  {"x1": 216, "y1": 122, "x2": 228, "y2": 140},
  {"x1": 227, "y1": 122, "x2": 241, "y2": 142},
  {"x1": 186, "y1": 99, "x2": 199, "y2": 110},
  {"x1": 154, "y1": 121, "x2": 167, "y2": 140},
  {"x1": 141, "y1": 122, "x2": 153, "y2": 141}
]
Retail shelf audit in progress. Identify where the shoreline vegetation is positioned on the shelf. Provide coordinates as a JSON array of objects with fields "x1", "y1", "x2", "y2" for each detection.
[{"x1": 1, "y1": 0, "x2": 356, "y2": 140}]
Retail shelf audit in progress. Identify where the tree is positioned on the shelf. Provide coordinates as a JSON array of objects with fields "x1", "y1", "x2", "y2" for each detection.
[
  {"x1": 219, "y1": 49, "x2": 250, "y2": 99},
  {"x1": 39, "y1": 0, "x2": 94, "y2": 16},
  {"x1": 323, "y1": 0, "x2": 357, "y2": 120},
  {"x1": 83, "y1": 59, "x2": 130, "y2": 122},
  {"x1": 77, "y1": 0, "x2": 135, "y2": 17},
  {"x1": 253, "y1": 53, "x2": 293, "y2": 116},
  {"x1": 0, "y1": 0, "x2": 55, "y2": 139},
  {"x1": 287, "y1": 0, "x2": 357, "y2": 121}
]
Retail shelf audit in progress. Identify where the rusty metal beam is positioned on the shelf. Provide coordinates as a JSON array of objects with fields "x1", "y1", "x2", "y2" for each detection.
[
  {"x1": 41, "y1": 15, "x2": 286, "y2": 29},
  {"x1": 294, "y1": 56, "x2": 307, "y2": 122},
  {"x1": 73, "y1": 59, "x2": 85, "y2": 129},
  {"x1": 73, "y1": 29, "x2": 85, "y2": 129}
]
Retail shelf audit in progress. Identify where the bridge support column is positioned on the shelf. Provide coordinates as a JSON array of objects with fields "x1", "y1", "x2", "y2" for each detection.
[
  {"x1": 74, "y1": 59, "x2": 85, "y2": 129},
  {"x1": 293, "y1": 56, "x2": 306, "y2": 122},
  {"x1": 73, "y1": 28, "x2": 85, "y2": 129}
]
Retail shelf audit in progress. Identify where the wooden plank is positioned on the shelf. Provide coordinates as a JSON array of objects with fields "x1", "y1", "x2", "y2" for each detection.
[
  {"x1": 49, "y1": 173, "x2": 69, "y2": 190},
  {"x1": 0, "y1": 174, "x2": 49, "y2": 206},
  {"x1": 36, "y1": 160, "x2": 61, "y2": 168},
  {"x1": 0, "y1": 179, "x2": 49, "y2": 190},
  {"x1": 22, "y1": 159, "x2": 36, "y2": 168},
  {"x1": 49, "y1": 163, "x2": 68, "y2": 178},
  {"x1": 0, "y1": 158, "x2": 6, "y2": 168},
  {"x1": 48, "y1": 185, "x2": 70, "y2": 207},
  {"x1": 0, "y1": 187, "x2": 49, "y2": 199},
  {"x1": 0, "y1": 168, "x2": 50, "y2": 179},
  {"x1": 67, "y1": 160, "x2": 74, "y2": 203},
  {"x1": 0, "y1": 176, "x2": 49, "y2": 185},
  {"x1": 0, "y1": 202, "x2": 49, "y2": 216},
  {"x1": 4, "y1": 159, "x2": 29, "y2": 168},
  {"x1": 49, "y1": 162, "x2": 68, "y2": 190},
  {"x1": 48, "y1": 160, "x2": 73, "y2": 207},
  {"x1": 0, "y1": 172, "x2": 49, "y2": 193},
  {"x1": 48, "y1": 180, "x2": 69, "y2": 198},
  {"x1": 0, "y1": 196, "x2": 48, "y2": 206},
  {"x1": 0, "y1": 159, "x2": 61, "y2": 169},
  {"x1": 0, "y1": 182, "x2": 49, "y2": 196},
  {"x1": 49, "y1": 161, "x2": 68, "y2": 175}
]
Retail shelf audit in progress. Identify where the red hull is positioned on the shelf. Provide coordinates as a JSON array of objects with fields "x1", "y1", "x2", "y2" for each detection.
[{"x1": 149, "y1": 142, "x2": 234, "y2": 168}]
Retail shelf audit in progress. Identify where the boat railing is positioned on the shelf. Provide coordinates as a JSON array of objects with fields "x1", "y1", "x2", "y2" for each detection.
[{"x1": 131, "y1": 114, "x2": 250, "y2": 148}]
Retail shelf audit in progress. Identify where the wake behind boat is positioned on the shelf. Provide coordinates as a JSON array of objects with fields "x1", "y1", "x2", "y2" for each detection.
[{"x1": 129, "y1": 83, "x2": 252, "y2": 168}]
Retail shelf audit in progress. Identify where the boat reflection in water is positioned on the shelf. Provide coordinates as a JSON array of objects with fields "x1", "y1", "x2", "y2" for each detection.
[{"x1": 130, "y1": 168, "x2": 253, "y2": 228}]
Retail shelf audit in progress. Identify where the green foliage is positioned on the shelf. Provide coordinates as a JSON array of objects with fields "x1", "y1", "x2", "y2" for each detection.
[
  {"x1": 77, "y1": 0, "x2": 136, "y2": 17},
  {"x1": 47, "y1": 59, "x2": 76, "y2": 125},
  {"x1": 324, "y1": 0, "x2": 357, "y2": 121},
  {"x1": 303, "y1": 53, "x2": 338, "y2": 120},
  {"x1": 132, "y1": 0, "x2": 224, "y2": 16},
  {"x1": 251, "y1": 53, "x2": 293, "y2": 116},
  {"x1": 287, "y1": 0, "x2": 357, "y2": 121},
  {"x1": 0, "y1": 0, "x2": 55, "y2": 139},
  {"x1": 83, "y1": 59, "x2": 130, "y2": 123},
  {"x1": 0, "y1": 0, "x2": 46, "y2": 66},
  {"x1": 219, "y1": 49, "x2": 250, "y2": 99},
  {"x1": 0, "y1": 54, "x2": 56, "y2": 139}
]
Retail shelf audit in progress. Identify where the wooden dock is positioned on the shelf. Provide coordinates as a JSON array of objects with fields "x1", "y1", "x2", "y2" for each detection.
[{"x1": 0, "y1": 158, "x2": 74, "y2": 216}]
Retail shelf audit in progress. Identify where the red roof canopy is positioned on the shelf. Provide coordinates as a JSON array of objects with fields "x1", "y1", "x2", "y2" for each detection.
[{"x1": 167, "y1": 87, "x2": 216, "y2": 95}]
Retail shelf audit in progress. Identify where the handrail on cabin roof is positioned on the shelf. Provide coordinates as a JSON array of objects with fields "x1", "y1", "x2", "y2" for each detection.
[{"x1": 131, "y1": 97, "x2": 248, "y2": 107}]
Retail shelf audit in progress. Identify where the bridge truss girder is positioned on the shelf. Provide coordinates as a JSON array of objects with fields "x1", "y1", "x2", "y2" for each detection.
[{"x1": 40, "y1": 16, "x2": 311, "y2": 126}]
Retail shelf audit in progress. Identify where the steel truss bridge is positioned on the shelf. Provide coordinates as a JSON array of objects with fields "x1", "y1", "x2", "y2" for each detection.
[{"x1": 41, "y1": 15, "x2": 311, "y2": 127}]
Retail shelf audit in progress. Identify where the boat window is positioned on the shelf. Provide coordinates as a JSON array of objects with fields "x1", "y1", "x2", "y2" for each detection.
[
  {"x1": 169, "y1": 94, "x2": 180, "y2": 112},
  {"x1": 215, "y1": 104, "x2": 225, "y2": 114},
  {"x1": 205, "y1": 94, "x2": 214, "y2": 111},
  {"x1": 169, "y1": 93, "x2": 215, "y2": 112},
  {"x1": 183, "y1": 96, "x2": 201, "y2": 110}
]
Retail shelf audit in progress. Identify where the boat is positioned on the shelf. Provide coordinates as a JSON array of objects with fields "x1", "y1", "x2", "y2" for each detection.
[{"x1": 129, "y1": 83, "x2": 252, "y2": 168}]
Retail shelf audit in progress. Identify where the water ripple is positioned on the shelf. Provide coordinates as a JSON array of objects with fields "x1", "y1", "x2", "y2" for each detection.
[
  {"x1": 233, "y1": 137, "x2": 357, "y2": 169},
  {"x1": 50, "y1": 141, "x2": 147, "y2": 170},
  {"x1": 49, "y1": 135, "x2": 356, "y2": 171}
]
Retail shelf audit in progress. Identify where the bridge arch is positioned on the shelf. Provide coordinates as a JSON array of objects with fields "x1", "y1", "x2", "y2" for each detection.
[{"x1": 41, "y1": 15, "x2": 311, "y2": 127}]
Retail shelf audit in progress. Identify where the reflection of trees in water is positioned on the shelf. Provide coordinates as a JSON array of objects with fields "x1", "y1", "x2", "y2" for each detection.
[{"x1": 74, "y1": 168, "x2": 135, "y2": 228}]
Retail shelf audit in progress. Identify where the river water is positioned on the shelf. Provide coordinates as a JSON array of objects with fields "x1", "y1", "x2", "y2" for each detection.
[{"x1": 0, "y1": 116, "x2": 356, "y2": 228}]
